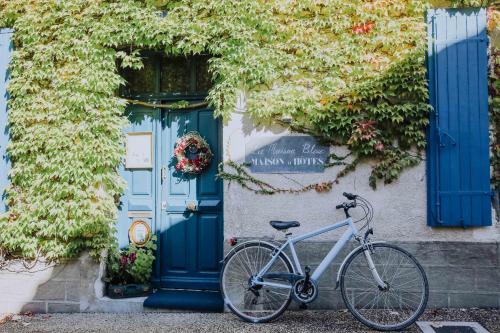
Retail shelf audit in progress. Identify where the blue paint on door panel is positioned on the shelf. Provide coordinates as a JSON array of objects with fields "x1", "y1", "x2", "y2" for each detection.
[
  {"x1": 117, "y1": 106, "x2": 159, "y2": 248},
  {"x1": 427, "y1": 9, "x2": 492, "y2": 227},
  {"x1": 157, "y1": 108, "x2": 222, "y2": 290}
]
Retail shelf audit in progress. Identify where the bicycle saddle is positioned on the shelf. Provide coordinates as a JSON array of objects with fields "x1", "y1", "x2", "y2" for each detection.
[{"x1": 269, "y1": 220, "x2": 301, "y2": 230}]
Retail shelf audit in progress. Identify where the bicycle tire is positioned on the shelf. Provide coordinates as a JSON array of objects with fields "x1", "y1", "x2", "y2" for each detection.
[
  {"x1": 340, "y1": 243, "x2": 429, "y2": 331},
  {"x1": 221, "y1": 241, "x2": 294, "y2": 323}
]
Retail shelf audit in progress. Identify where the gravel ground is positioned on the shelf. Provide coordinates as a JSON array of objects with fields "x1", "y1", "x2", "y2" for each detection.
[{"x1": 0, "y1": 309, "x2": 498, "y2": 333}]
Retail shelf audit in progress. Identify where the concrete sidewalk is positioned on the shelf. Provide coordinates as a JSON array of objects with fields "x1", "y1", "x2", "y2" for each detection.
[{"x1": 0, "y1": 309, "x2": 498, "y2": 333}]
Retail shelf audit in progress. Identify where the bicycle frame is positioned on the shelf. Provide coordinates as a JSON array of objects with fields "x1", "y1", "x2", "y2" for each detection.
[{"x1": 253, "y1": 217, "x2": 386, "y2": 290}]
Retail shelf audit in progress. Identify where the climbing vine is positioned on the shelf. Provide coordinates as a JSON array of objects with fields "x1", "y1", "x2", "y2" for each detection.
[
  {"x1": 218, "y1": 153, "x2": 357, "y2": 195},
  {"x1": 490, "y1": 31, "x2": 500, "y2": 191},
  {"x1": 0, "y1": 0, "x2": 497, "y2": 260}
]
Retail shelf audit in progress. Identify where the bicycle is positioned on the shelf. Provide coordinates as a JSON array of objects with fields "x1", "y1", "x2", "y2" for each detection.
[{"x1": 220, "y1": 192, "x2": 429, "y2": 331}]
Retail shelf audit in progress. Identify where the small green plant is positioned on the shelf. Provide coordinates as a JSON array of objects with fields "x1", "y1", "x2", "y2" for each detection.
[{"x1": 105, "y1": 236, "x2": 157, "y2": 285}]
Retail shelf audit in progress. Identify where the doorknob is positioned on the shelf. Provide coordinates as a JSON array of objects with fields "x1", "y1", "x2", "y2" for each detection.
[{"x1": 186, "y1": 202, "x2": 197, "y2": 212}]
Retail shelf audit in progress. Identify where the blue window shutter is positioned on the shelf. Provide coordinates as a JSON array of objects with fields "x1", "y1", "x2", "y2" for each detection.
[
  {"x1": 427, "y1": 9, "x2": 492, "y2": 227},
  {"x1": 0, "y1": 29, "x2": 13, "y2": 214}
]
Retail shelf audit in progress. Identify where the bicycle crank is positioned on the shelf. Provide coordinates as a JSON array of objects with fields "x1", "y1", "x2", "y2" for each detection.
[{"x1": 292, "y1": 278, "x2": 318, "y2": 303}]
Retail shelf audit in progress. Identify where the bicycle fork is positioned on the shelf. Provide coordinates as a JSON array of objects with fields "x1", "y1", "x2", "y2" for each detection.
[{"x1": 363, "y1": 248, "x2": 388, "y2": 290}]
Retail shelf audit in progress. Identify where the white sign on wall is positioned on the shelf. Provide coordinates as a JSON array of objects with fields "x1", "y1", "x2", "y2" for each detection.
[{"x1": 126, "y1": 132, "x2": 153, "y2": 169}]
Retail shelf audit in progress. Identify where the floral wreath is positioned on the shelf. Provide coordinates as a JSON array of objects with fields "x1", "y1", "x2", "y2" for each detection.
[{"x1": 174, "y1": 131, "x2": 213, "y2": 174}]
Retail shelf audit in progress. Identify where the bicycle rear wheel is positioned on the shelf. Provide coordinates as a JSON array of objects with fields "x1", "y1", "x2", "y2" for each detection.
[
  {"x1": 221, "y1": 242, "x2": 293, "y2": 323},
  {"x1": 340, "y1": 243, "x2": 428, "y2": 331}
]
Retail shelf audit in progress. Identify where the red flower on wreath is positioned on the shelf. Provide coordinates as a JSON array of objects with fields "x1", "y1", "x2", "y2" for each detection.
[{"x1": 174, "y1": 132, "x2": 213, "y2": 174}]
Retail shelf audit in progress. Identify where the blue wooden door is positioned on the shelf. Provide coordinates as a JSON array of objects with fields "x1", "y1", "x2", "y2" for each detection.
[
  {"x1": 427, "y1": 8, "x2": 492, "y2": 227},
  {"x1": 117, "y1": 106, "x2": 159, "y2": 248},
  {"x1": 158, "y1": 108, "x2": 222, "y2": 290},
  {"x1": 0, "y1": 29, "x2": 13, "y2": 213}
]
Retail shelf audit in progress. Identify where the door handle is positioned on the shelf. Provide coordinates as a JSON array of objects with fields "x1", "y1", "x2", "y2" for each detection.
[
  {"x1": 186, "y1": 202, "x2": 198, "y2": 212},
  {"x1": 161, "y1": 166, "x2": 167, "y2": 183}
]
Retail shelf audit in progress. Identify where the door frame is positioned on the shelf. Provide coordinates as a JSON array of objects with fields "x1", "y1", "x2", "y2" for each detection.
[{"x1": 137, "y1": 95, "x2": 223, "y2": 290}]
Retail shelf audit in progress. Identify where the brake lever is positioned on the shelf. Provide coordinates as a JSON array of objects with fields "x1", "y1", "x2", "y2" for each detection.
[{"x1": 343, "y1": 192, "x2": 357, "y2": 200}]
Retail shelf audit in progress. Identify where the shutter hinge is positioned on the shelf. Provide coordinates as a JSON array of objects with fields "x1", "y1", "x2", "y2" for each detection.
[{"x1": 437, "y1": 127, "x2": 456, "y2": 148}]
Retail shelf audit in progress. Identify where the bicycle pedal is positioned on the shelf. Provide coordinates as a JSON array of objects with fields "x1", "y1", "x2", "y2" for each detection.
[{"x1": 304, "y1": 266, "x2": 311, "y2": 274}]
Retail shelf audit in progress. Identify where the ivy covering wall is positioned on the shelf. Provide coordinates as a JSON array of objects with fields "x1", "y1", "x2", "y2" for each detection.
[{"x1": 0, "y1": 0, "x2": 497, "y2": 260}]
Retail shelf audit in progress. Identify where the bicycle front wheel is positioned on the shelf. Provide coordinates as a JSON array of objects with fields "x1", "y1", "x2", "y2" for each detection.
[
  {"x1": 340, "y1": 243, "x2": 428, "y2": 331},
  {"x1": 221, "y1": 242, "x2": 293, "y2": 323}
]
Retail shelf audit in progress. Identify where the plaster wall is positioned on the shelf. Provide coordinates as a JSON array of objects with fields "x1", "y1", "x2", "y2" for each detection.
[{"x1": 222, "y1": 93, "x2": 499, "y2": 243}]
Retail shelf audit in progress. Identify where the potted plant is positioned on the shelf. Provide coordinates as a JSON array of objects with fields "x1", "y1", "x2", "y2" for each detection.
[{"x1": 104, "y1": 237, "x2": 156, "y2": 298}]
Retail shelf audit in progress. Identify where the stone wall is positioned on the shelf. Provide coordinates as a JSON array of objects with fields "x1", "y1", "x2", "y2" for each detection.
[
  {"x1": 0, "y1": 253, "x2": 103, "y2": 314},
  {"x1": 0, "y1": 253, "x2": 161, "y2": 314},
  {"x1": 225, "y1": 240, "x2": 500, "y2": 310},
  {"x1": 303, "y1": 241, "x2": 500, "y2": 309},
  {"x1": 1, "y1": 241, "x2": 498, "y2": 314}
]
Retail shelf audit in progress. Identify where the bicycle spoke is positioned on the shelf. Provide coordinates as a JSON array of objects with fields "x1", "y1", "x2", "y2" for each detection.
[
  {"x1": 236, "y1": 252, "x2": 252, "y2": 277},
  {"x1": 345, "y1": 273, "x2": 377, "y2": 286},
  {"x1": 341, "y1": 244, "x2": 428, "y2": 330},
  {"x1": 391, "y1": 276, "x2": 423, "y2": 289},
  {"x1": 222, "y1": 244, "x2": 292, "y2": 323},
  {"x1": 268, "y1": 290, "x2": 289, "y2": 297}
]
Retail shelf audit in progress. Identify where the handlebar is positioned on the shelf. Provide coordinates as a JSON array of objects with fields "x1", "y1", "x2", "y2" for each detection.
[
  {"x1": 336, "y1": 193, "x2": 358, "y2": 217},
  {"x1": 335, "y1": 193, "x2": 374, "y2": 236},
  {"x1": 336, "y1": 201, "x2": 357, "y2": 210}
]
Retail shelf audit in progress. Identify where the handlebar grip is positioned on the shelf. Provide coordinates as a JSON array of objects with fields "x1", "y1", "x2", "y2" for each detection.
[
  {"x1": 343, "y1": 192, "x2": 357, "y2": 200},
  {"x1": 336, "y1": 204, "x2": 344, "y2": 209}
]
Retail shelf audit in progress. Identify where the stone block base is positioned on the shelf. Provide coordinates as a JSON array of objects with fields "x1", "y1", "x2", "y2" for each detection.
[{"x1": 1, "y1": 241, "x2": 498, "y2": 313}]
